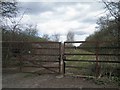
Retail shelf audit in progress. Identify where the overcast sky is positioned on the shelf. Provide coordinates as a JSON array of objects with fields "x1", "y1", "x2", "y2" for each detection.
[{"x1": 17, "y1": 0, "x2": 107, "y2": 42}]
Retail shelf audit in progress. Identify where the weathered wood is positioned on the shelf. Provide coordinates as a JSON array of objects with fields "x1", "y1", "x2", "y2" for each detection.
[
  {"x1": 64, "y1": 53, "x2": 120, "y2": 56},
  {"x1": 65, "y1": 47, "x2": 120, "y2": 49},
  {"x1": 65, "y1": 59, "x2": 120, "y2": 63}
]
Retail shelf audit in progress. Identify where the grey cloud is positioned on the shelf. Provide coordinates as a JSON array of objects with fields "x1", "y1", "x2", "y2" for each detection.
[
  {"x1": 66, "y1": 14, "x2": 97, "y2": 25},
  {"x1": 74, "y1": 30, "x2": 87, "y2": 35},
  {"x1": 69, "y1": 28, "x2": 87, "y2": 35},
  {"x1": 18, "y1": 2, "x2": 91, "y2": 15},
  {"x1": 18, "y1": 2, "x2": 104, "y2": 21},
  {"x1": 18, "y1": 2, "x2": 76, "y2": 15},
  {"x1": 66, "y1": 12, "x2": 98, "y2": 25},
  {"x1": 63, "y1": 3, "x2": 104, "y2": 22},
  {"x1": 89, "y1": 3, "x2": 105, "y2": 11},
  {"x1": 81, "y1": 17, "x2": 97, "y2": 24},
  {"x1": 18, "y1": 2, "x2": 55, "y2": 15}
]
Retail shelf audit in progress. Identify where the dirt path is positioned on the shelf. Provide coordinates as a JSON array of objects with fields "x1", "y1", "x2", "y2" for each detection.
[{"x1": 2, "y1": 72, "x2": 119, "y2": 88}]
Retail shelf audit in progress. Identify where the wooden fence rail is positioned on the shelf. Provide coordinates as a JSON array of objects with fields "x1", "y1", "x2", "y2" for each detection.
[{"x1": 2, "y1": 41, "x2": 120, "y2": 76}]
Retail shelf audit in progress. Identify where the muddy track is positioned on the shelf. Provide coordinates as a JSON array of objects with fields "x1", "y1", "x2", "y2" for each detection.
[{"x1": 2, "y1": 68, "x2": 119, "y2": 88}]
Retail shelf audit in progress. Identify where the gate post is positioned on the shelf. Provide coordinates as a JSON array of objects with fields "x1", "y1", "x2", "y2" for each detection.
[
  {"x1": 60, "y1": 43, "x2": 65, "y2": 75},
  {"x1": 19, "y1": 53, "x2": 22, "y2": 72},
  {"x1": 95, "y1": 42, "x2": 99, "y2": 78}
]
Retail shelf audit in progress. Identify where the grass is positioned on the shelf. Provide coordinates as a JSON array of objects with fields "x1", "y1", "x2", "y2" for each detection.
[
  {"x1": 64, "y1": 48, "x2": 120, "y2": 86},
  {"x1": 66, "y1": 49, "x2": 96, "y2": 60},
  {"x1": 65, "y1": 49, "x2": 96, "y2": 76}
]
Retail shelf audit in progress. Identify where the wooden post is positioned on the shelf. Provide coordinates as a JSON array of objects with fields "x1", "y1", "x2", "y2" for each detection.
[
  {"x1": 19, "y1": 54, "x2": 22, "y2": 72},
  {"x1": 95, "y1": 42, "x2": 99, "y2": 78},
  {"x1": 63, "y1": 43, "x2": 65, "y2": 75},
  {"x1": 59, "y1": 42, "x2": 61, "y2": 73},
  {"x1": 60, "y1": 42, "x2": 65, "y2": 75},
  {"x1": 117, "y1": 17, "x2": 120, "y2": 69}
]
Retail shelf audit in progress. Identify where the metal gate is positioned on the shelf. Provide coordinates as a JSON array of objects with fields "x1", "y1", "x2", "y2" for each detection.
[
  {"x1": 2, "y1": 41, "x2": 120, "y2": 76},
  {"x1": 63, "y1": 41, "x2": 120, "y2": 77},
  {"x1": 2, "y1": 41, "x2": 62, "y2": 74}
]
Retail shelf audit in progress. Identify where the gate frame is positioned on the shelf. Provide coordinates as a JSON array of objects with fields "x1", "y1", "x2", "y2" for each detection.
[
  {"x1": 2, "y1": 41, "x2": 120, "y2": 76},
  {"x1": 2, "y1": 41, "x2": 62, "y2": 74},
  {"x1": 63, "y1": 41, "x2": 120, "y2": 77}
]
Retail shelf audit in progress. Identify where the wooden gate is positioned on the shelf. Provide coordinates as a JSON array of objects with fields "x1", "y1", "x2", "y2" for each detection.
[
  {"x1": 3, "y1": 41, "x2": 62, "y2": 74},
  {"x1": 63, "y1": 41, "x2": 120, "y2": 77},
  {"x1": 2, "y1": 41, "x2": 120, "y2": 76}
]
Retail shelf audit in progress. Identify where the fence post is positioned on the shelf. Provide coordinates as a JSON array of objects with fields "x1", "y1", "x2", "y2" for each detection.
[
  {"x1": 60, "y1": 42, "x2": 65, "y2": 75},
  {"x1": 19, "y1": 53, "x2": 22, "y2": 72},
  {"x1": 63, "y1": 42, "x2": 65, "y2": 75},
  {"x1": 95, "y1": 42, "x2": 99, "y2": 78},
  {"x1": 59, "y1": 42, "x2": 61, "y2": 73}
]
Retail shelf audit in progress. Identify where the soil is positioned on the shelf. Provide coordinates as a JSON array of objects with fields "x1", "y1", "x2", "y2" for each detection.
[{"x1": 2, "y1": 68, "x2": 119, "y2": 88}]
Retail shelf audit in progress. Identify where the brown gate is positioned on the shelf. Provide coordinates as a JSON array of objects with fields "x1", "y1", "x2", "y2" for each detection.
[
  {"x1": 2, "y1": 41, "x2": 62, "y2": 74},
  {"x1": 63, "y1": 41, "x2": 120, "y2": 77},
  {"x1": 2, "y1": 41, "x2": 120, "y2": 76}
]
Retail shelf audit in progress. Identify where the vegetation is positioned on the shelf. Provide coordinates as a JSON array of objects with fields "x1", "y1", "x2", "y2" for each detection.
[
  {"x1": 63, "y1": 1, "x2": 120, "y2": 86},
  {"x1": 79, "y1": 1, "x2": 120, "y2": 85},
  {"x1": 1, "y1": 1, "x2": 48, "y2": 67},
  {"x1": 1, "y1": 0, "x2": 119, "y2": 86},
  {"x1": 66, "y1": 31, "x2": 75, "y2": 46}
]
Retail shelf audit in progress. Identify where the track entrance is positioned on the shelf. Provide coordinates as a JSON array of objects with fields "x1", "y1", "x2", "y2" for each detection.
[{"x1": 2, "y1": 41, "x2": 120, "y2": 76}]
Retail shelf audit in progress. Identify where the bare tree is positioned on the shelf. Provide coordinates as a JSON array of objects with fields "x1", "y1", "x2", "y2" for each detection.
[
  {"x1": 0, "y1": 0, "x2": 18, "y2": 18},
  {"x1": 51, "y1": 33, "x2": 60, "y2": 42},
  {"x1": 102, "y1": 0, "x2": 120, "y2": 60},
  {"x1": 0, "y1": 0, "x2": 27, "y2": 41},
  {"x1": 67, "y1": 31, "x2": 74, "y2": 41},
  {"x1": 102, "y1": 0, "x2": 120, "y2": 22},
  {"x1": 24, "y1": 24, "x2": 38, "y2": 36},
  {"x1": 66, "y1": 30, "x2": 74, "y2": 46},
  {"x1": 102, "y1": 1, "x2": 120, "y2": 41},
  {"x1": 42, "y1": 34, "x2": 50, "y2": 41}
]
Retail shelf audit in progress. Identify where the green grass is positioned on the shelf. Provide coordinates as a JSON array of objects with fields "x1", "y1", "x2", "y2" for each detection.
[
  {"x1": 65, "y1": 49, "x2": 96, "y2": 76},
  {"x1": 65, "y1": 49, "x2": 96, "y2": 66},
  {"x1": 66, "y1": 49, "x2": 95, "y2": 60}
]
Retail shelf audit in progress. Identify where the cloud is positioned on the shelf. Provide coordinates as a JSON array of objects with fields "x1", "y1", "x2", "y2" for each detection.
[
  {"x1": 74, "y1": 30, "x2": 87, "y2": 35},
  {"x1": 18, "y1": 0, "x2": 102, "y2": 2},
  {"x1": 18, "y1": 2, "x2": 105, "y2": 41},
  {"x1": 19, "y1": 2, "x2": 55, "y2": 15}
]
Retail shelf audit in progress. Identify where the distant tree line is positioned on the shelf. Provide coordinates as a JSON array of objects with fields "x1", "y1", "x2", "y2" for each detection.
[{"x1": 80, "y1": 1, "x2": 120, "y2": 54}]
